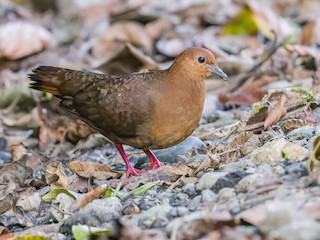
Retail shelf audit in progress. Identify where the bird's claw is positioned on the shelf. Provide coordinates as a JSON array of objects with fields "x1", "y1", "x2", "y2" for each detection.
[{"x1": 125, "y1": 167, "x2": 144, "y2": 178}]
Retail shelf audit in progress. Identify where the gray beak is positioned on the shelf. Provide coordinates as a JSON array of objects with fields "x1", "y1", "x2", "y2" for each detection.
[{"x1": 207, "y1": 65, "x2": 228, "y2": 81}]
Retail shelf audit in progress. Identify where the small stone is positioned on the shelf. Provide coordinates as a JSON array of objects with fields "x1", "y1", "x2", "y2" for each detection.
[
  {"x1": 285, "y1": 162, "x2": 308, "y2": 176},
  {"x1": 250, "y1": 138, "x2": 308, "y2": 163},
  {"x1": 211, "y1": 171, "x2": 248, "y2": 193},
  {"x1": 287, "y1": 126, "x2": 319, "y2": 141},
  {"x1": 188, "y1": 195, "x2": 202, "y2": 211},
  {"x1": 152, "y1": 216, "x2": 170, "y2": 228},
  {"x1": 250, "y1": 138, "x2": 287, "y2": 164},
  {"x1": 123, "y1": 203, "x2": 140, "y2": 215},
  {"x1": 282, "y1": 142, "x2": 308, "y2": 161},
  {"x1": 201, "y1": 189, "x2": 218, "y2": 203},
  {"x1": 176, "y1": 206, "x2": 189, "y2": 216},
  {"x1": 196, "y1": 172, "x2": 228, "y2": 191},
  {"x1": 217, "y1": 188, "x2": 236, "y2": 201},
  {"x1": 220, "y1": 157, "x2": 256, "y2": 172},
  {"x1": 272, "y1": 165, "x2": 285, "y2": 175},
  {"x1": 169, "y1": 193, "x2": 190, "y2": 207},
  {"x1": 182, "y1": 183, "x2": 197, "y2": 197}
]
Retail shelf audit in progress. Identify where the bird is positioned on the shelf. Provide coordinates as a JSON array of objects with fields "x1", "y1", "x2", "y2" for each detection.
[{"x1": 28, "y1": 47, "x2": 228, "y2": 177}]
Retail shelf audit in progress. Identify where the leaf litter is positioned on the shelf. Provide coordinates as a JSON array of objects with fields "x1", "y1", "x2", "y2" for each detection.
[{"x1": 1, "y1": 0, "x2": 320, "y2": 239}]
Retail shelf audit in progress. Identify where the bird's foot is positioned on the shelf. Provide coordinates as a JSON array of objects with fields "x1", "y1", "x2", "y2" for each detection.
[
  {"x1": 125, "y1": 166, "x2": 144, "y2": 178},
  {"x1": 143, "y1": 149, "x2": 164, "y2": 171},
  {"x1": 145, "y1": 160, "x2": 164, "y2": 171}
]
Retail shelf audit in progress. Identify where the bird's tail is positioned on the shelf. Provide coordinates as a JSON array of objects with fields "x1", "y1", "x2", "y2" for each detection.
[{"x1": 28, "y1": 66, "x2": 101, "y2": 97}]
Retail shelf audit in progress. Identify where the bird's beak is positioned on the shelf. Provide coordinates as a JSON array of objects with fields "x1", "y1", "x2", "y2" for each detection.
[{"x1": 207, "y1": 65, "x2": 228, "y2": 81}]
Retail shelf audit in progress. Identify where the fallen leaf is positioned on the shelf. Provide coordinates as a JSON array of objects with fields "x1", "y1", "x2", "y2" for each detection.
[
  {"x1": 72, "y1": 225, "x2": 112, "y2": 240},
  {"x1": 45, "y1": 162, "x2": 69, "y2": 188},
  {"x1": 94, "y1": 43, "x2": 159, "y2": 75},
  {"x1": 264, "y1": 94, "x2": 287, "y2": 130},
  {"x1": 10, "y1": 144, "x2": 28, "y2": 162},
  {"x1": 42, "y1": 188, "x2": 77, "y2": 202},
  {"x1": 306, "y1": 135, "x2": 320, "y2": 182},
  {"x1": 285, "y1": 44, "x2": 320, "y2": 61},
  {"x1": 0, "y1": 21, "x2": 54, "y2": 60},
  {"x1": 67, "y1": 160, "x2": 122, "y2": 179},
  {"x1": 76, "y1": 187, "x2": 107, "y2": 209}
]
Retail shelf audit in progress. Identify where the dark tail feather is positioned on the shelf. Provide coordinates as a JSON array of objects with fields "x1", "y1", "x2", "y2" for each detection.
[{"x1": 28, "y1": 66, "x2": 64, "y2": 96}]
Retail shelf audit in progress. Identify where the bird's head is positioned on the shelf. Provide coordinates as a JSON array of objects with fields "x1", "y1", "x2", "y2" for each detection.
[{"x1": 168, "y1": 47, "x2": 228, "y2": 81}]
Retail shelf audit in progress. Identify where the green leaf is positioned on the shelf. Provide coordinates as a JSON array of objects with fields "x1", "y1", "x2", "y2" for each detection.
[
  {"x1": 104, "y1": 181, "x2": 159, "y2": 199},
  {"x1": 72, "y1": 225, "x2": 112, "y2": 240},
  {"x1": 13, "y1": 235, "x2": 48, "y2": 240},
  {"x1": 104, "y1": 188, "x2": 126, "y2": 199},
  {"x1": 222, "y1": 6, "x2": 258, "y2": 36},
  {"x1": 129, "y1": 181, "x2": 159, "y2": 196},
  {"x1": 42, "y1": 188, "x2": 77, "y2": 202}
]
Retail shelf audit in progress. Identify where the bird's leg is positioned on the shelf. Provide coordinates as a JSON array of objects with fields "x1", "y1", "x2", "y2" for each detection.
[
  {"x1": 115, "y1": 144, "x2": 143, "y2": 177},
  {"x1": 143, "y1": 150, "x2": 163, "y2": 170}
]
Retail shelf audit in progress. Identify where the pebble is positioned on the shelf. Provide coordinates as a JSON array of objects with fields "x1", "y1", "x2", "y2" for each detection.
[
  {"x1": 211, "y1": 171, "x2": 248, "y2": 193},
  {"x1": 287, "y1": 126, "x2": 320, "y2": 141},
  {"x1": 182, "y1": 183, "x2": 197, "y2": 197},
  {"x1": 285, "y1": 161, "x2": 308, "y2": 176},
  {"x1": 201, "y1": 189, "x2": 218, "y2": 203},
  {"x1": 196, "y1": 172, "x2": 228, "y2": 191},
  {"x1": 188, "y1": 195, "x2": 202, "y2": 211},
  {"x1": 169, "y1": 193, "x2": 190, "y2": 207},
  {"x1": 251, "y1": 138, "x2": 309, "y2": 164},
  {"x1": 272, "y1": 165, "x2": 286, "y2": 175},
  {"x1": 217, "y1": 188, "x2": 236, "y2": 201},
  {"x1": 220, "y1": 157, "x2": 256, "y2": 173}
]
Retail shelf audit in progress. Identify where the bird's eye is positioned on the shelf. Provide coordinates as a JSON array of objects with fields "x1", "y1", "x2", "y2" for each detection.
[{"x1": 197, "y1": 56, "x2": 206, "y2": 64}]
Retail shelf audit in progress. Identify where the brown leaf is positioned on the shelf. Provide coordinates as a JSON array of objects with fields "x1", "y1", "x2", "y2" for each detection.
[
  {"x1": 94, "y1": 43, "x2": 159, "y2": 75},
  {"x1": 93, "y1": 21, "x2": 153, "y2": 57},
  {"x1": 39, "y1": 124, "x2": 57, "y2": 152},
  {"x1": 264, "y1": 94, "x2": 287, "y2": 130},
  {"x1": 0, "y1": 21, "x2": 54, "y2": 60},
  {"x1": 285, "y1": 44, "x2": 320, "y2": 61},
  {"x1": 45, "y1": 162, "x2": 69, "y2": 188},
  {"x1": 10, "y1": 144, "x2": 28, "y2": 162},
  {"x1": 160, "y1": 164, "x2": 193, "y2": 177},
  {"x1": 67, "y1": 160, "x2": 122, "y2": 179},
  {"x1": 76, "y1": 187, "x2": 107, "y2": 209},
  {"x1": 66, "y1": 120, "x2": 93, "y2": 143}
]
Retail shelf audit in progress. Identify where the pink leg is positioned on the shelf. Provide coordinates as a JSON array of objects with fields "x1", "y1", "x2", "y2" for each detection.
[
  {"x1": 115, "y1": 144, "x2": 143, "y2": 177},
  {"x1": 143, "y1": 150, "x2": 163, "y2": 170}
]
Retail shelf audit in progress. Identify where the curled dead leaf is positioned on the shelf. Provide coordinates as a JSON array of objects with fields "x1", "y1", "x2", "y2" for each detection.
[
  {"x1": 0, "y1": 21, "x2": 54, "y2": 60},
  {"x1": 45, "y1": 162, "x2": 69, "y2": 188},
  {"x1": 264, "y1": 94, "x2": 287, "y2": 130},
  {"x1": 76, "y1": 187, "x2": 107, "y2": 209},
  {"x1": 67, "y1": 160, "x2": 122, "y2": 179}
]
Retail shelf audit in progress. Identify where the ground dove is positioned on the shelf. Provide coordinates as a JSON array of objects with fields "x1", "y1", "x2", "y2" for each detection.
[{"x1": 29, "y1": 47, "x2": 228, "y2": 177}]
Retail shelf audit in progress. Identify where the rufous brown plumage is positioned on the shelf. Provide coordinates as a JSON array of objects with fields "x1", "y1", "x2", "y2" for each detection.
[{"x1": 28, "y1": 47, "x2": 228, "y2": 177}]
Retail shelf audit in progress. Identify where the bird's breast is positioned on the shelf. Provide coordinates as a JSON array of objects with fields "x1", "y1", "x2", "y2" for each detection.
[{"x1": 149, "y1": 80, "x2": 205, "y2": 149}]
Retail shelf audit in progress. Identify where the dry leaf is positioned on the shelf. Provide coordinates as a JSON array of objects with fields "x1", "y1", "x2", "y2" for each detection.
[
  {"x1": 264, "y1": 94, "x2": 287, "y2": 130},
  {"x1": 67, "y1": 160, "x2": 121, "y2": 179},
  {"x1": 45, "y1": 162, "x2": 69, "y2": 188},
  {"x1": 66, "y1": 120, "x2": 92, "y2": 143},
  {"x1": 285, "y1": 44, "x2": 320, "y2": 61},
  {"x1": 76, "y1": 187, "x2": 107, "y2": 209},
  {"x1": 95, "y1": 43, "x2": 159, "y2": 75},
  {"x1": 10, "y1": 144, "x2": 28, "y2": 162},
  {"x1": 160, "y1": 164, "x2": 193, "y2": 177},
  {"x1": 39, "y1": 124, "x2": 57, "y2": 152},
  {"x1": 0, "y1": 21, "x2": 54, "y2": 60},
  {"x1": 94, "y1": 21, "x2": 153, "y2": 57}
]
